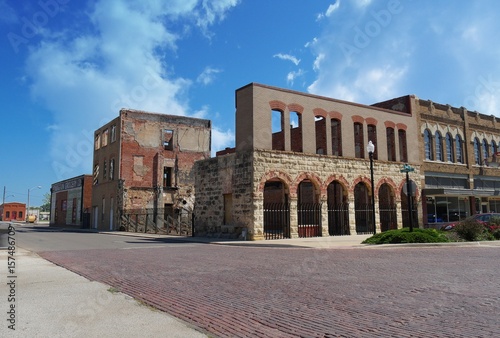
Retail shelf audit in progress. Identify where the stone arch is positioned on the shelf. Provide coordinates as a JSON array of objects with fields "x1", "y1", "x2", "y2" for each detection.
[
  {"x1": 323, "y1": 174, "x2": 350, "y2": 197},
  {"x1": 292, "y1": 172, "x2": 322, "y2": 198},
  {"x1": 329, "y1": 111, "x2": 343, "y2": 120},
  {"x1": 258, "y1": 170, "x2": 293, "y2": 193}
]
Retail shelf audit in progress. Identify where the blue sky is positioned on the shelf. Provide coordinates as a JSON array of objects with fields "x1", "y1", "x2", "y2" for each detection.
[{"x1": 1, "y1": 0, "x2": 500, "y2": 207}]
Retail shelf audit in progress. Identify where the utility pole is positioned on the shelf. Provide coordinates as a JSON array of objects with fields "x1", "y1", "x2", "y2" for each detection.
[{"x1": 2, "y1": 186, "x2": 5, "y2": 206}]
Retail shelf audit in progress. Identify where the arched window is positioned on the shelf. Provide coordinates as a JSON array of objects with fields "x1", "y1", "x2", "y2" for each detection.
[
  {"x1": 474, "y1": 138, "x2": 481, "y2": 164},
  {"x1": 455, "y1": 135, "x2": 463, "y2": 163},
  {"x1": 491, "y1": 141, "x2": 497, "y2": 157},
  {"x1": 271, "y1": 109, "x2": 284, "y2": 151},
  {"x1": 331, "y1": 119, "x2": 342, "y2": 156},
  {"x1": 354, "y1": 122, "x2": 364, "y2": 158},
  {"x1": 386, "y1": 127, "x2": 396, "y2": 161},
  {"x1": 482, "y1": 139, "x2": 489, "y2": 164},
  {"x1": 435, "y1": 131, "x2": 443, "y2": 162},
  {"x1": 445, "y1": 133, "x2": 454, "y2": 162},
  {"x1": 398, "y1": 129, "x2": 408, "y2": 163},
  {"x1": 368, "y1": 124, "x2": 377, "y2": 159},
  {"x1": 424, "y1": 129, "x2": 433, "y2": 160}
]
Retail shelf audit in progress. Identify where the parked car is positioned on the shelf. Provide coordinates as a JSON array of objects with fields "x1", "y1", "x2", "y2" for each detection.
[{"x1": 441, "y1": 213, "x2": 500, "y2": 231}]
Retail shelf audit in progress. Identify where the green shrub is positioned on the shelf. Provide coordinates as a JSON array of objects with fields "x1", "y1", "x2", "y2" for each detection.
[
  {"x1": 454, "y1": 218, "x2": 487, "y2": 241},
  {"x1": 362, "y1": 228, "x2": 449, "y2": 245}
]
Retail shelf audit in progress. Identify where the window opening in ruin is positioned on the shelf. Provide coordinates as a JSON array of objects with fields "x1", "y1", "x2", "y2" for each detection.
[
  {"x1": 331, "y1": 119, "x2": 342, "y2": 156},
  {"x1": 103, "y1": 160, "x2": 107, "y2": 180},
  {"x1": 271, "y1": 110, "x2": 284, "y2": 150},
  {"x1": 315, "y1": 116, "x2": 326, "y2": 155},
  {"x1": 93, "y1": 164, "x2": 99, "y2": 185},
  {"x1": 95, "y1": 134, "x2": 101, "y2": 150},
  {"x1": 111, "y1": 125, "x2": 116, "y2": 142},
  {"x1": 354, "y1": 122, "x2": 364, "y2": 158},
  {"x1": 163, "y1": 129, "x2": 174, "y2": 150},
  {"x1": 102, "y1": 129, "x2": 109, "y2": 147},
  {"x1": 163, "y1": 167, "x2": 173, "y2": 188},
  {"x1": 290, "y1": 112, "x2": 302, "y2": 152},
  {"x1": 399, "y1": 129, "x2": 408, "y2": 163},
  {"x1": 386, "y1": 127, "x2": 395, "y2": 161},
  {"x1": 110, "y1": 159, "x2": 114, "y2": 180},
  {"x1": 368, "y1": 124, "x2": 377, "y2": 160}
]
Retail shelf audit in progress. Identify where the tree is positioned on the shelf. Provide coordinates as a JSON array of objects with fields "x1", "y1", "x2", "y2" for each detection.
[{"x1": 39, "y1": 192, "x2": 51, "y2": 212}]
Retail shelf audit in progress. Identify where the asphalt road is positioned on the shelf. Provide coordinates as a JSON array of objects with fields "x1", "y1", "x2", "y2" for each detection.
[
  {"x1": 15, "y1": 224, "x2": 200, "y2": 252},
  {"x1": 12, "y1": 224, "x2": 500, "y2": 337}
]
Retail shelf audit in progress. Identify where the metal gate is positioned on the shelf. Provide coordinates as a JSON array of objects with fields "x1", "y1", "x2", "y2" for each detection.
[
  {"x1": 379, "y1": 203, "x2": 397, "y2": 232},
  {"x1": 263, "y1": 203, "x2": 290, "y2": 240},
  {"x1": 120, "y1": 208, "x2": 193, "y2": 236},
  {"x1": 298, "y1": 203, "x2": 322, "y2": 238},
  {"x1": 328, "y1": 203, "x2": 350, "y2": 236}
]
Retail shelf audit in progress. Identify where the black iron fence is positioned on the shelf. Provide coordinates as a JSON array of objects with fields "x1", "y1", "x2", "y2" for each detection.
[
  {"x1": 327, "y1": 203, "x2": 350, "y2": 236},
  {"x1": 263, "y1": 203, "x2": 290, "y2": 240},
  {"x1": 379, "y1": 203, "x2": 397, "y2": 232},
  {"x1": 120, "y1": 208, "x2": 193, "y2": 236},
  {"x1": 355, "y1": 203, "x2": 374, "y2": 234},
  {"x1": 297, "y1": 203, "x2": 322, "y2": 238}
]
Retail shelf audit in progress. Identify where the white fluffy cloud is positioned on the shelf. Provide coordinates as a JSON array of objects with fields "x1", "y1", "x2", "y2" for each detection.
[{"x1": 26, "y1": 0, "x2": 238, "y2": 180}]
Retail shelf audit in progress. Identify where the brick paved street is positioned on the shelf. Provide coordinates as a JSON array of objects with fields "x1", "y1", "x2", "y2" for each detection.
[{"x1": 39, "y1": 244, "x2": 500, "y2": 337}]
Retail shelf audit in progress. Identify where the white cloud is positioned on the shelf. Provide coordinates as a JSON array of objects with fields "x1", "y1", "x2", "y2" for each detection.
[
  {"x1": 197, "y1": 66, "x2": 222, "y2": 85},
  {"x1": 273, "y1": 53, "x2": 300, "y2": 66},
  {"x1": 25, "y1": 0, "x2": 237, "y2": 180},
  {"x1": 287, "y1": 69, "x2": 304, "y2": 85},
  {"x1": 211, "y1": 126, "x2": 234, "y2": 155},
  {"x1": 325, "y1": 1, "x2": 341, "y2": 17}
]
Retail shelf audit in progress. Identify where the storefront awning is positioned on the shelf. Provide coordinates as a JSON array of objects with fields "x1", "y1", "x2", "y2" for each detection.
[{"x1": 423, "y1": 188, "x2": 496, "y2": 197}]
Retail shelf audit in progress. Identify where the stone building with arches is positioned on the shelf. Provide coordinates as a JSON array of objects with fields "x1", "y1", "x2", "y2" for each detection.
[
  {"x1": 194, "y1": 83, "x2": 422, "y2": 240},
  {"x1": 375, "y1": 96, "x2": 500, "y2": 227}
]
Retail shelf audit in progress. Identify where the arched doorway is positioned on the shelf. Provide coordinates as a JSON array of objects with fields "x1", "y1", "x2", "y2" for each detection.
[
  {"x1": 297, "y1": 179, "x2": 321, "y2": 237},
  {"x1": 354, "y1": 182, "x2": 374, "y2": 234},
  {"x1": 327, "y1": 181, "x2": 349, "y2": 235},
  {"x1": 379, "y1": 183, "x2": 397, "y2": 232},
  {"x1": 263, "y1": 179, "x2": 290, "y2": 239}
]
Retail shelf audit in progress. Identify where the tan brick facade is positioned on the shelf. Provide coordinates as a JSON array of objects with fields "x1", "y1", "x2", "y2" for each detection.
[{"x1": 195, "y1": 83, "x2": 422, "y2": 240}]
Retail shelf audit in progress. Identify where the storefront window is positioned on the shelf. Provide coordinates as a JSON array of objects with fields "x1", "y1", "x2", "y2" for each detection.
[{"x1": 427, "y1": 196, "x2": 469, "y2": 223}]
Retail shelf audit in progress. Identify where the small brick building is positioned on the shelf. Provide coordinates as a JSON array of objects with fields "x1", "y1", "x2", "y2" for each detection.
[
  {"x1": 92, "y1": 109, "x2": 211, "y2": 231},
  {"x1": 50, "y1": 175, "x2": 93, "y2": 228},
  {"x1": 0, "y1": 202, "x2": 26, "y2": 222}
]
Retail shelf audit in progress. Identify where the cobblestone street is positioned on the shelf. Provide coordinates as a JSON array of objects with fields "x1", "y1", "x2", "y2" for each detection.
[{"x1": 39, "y1": 244, "x2": 500, "y2": 337}]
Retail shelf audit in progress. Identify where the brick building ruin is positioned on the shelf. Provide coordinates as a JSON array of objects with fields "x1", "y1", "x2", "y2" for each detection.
[
  {"x1": 92, "y1": 109, "x2": 211, "y2": 232},
  {"x1": 194, "y1": 83, "x2": 421, "y2": 240}
]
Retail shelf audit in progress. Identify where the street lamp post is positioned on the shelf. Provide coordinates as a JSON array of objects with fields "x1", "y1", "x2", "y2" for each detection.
[
  {"x1": 367, "y1": 141, "x2": 376, "y2": 235},
  {"x1": 400, "y1": 163, "x2": 415, "y2": 232},
  {"x1": 27, "y1": 185, "x2": 42, "y2": 222}
]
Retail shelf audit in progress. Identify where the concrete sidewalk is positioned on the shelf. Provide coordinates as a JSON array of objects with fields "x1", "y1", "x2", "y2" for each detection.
[{"x1": 0, "y1": 248, "x2": 207, "y2": 337}]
